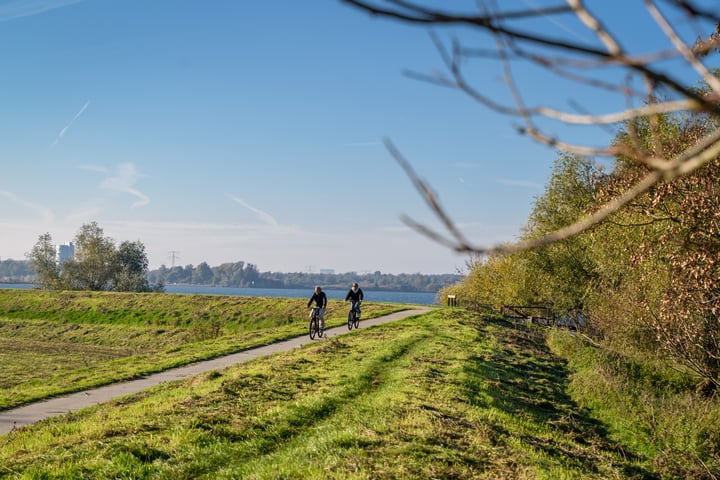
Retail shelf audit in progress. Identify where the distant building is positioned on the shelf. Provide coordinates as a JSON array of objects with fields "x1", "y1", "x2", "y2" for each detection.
[
  {"x1": 319, "y1": 269, "x2": 335, "y2": 274},
  {"x1": 56, "y1": 242, "x2": 75, "y2": 265}
]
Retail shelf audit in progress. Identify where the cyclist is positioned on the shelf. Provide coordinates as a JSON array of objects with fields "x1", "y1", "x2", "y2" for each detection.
[
  {"x1": 307, "y1": 286, "x2": 328, "y2": 330},
  {"x1": 345, "y1": 282, "x2": 364, "y2": 319}
]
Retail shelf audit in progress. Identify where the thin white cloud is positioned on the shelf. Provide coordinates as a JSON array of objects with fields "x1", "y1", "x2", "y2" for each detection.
[
  {"x1": 229, "y1": 196, "x2": 279, "y2": 226},
  {"x1": 80, "y1": 162, "x2": 150, "y2": 208},
  {"x1": 50, "y1": 101, "x2": 90, "y2": 148},
  {"x1": 0, "y1": 189, "x2": 54, "y2": 222}
]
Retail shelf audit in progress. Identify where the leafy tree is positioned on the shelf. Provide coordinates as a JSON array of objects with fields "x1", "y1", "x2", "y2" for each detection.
[
  {"x1": 62, "y1": 222, "x2": 118, "y2": 291},
  {"x1": 244, "y1": 263, "x2": 259, "y2": 286},
  {"x1": 530, "y1": 100, "x2": 720, "y2": 391},
  {"x1": 452, "y1": 253, "x2": 530, "y2": 310},
  {"x1": 114, "y1": 240, "x2": 151, "y2": 292},
  {"x1": 148, "y1": 264, "x2": 169, "y2": 286},
  {"x1": 26, "y1": 233, "x2": 60, "y2": 289},
  {"x1": 448, "y1": 154, "x2": 604, "y2": 316},
  {"x1": 192, "y1": 261, "x2": 214, "y2": 285},
  {"x1": 521, "y1": 154, "x2": 604, "y2": 313},
  {"x1": 166, "y1": 265, "x2": 192, "y2": 285},
  {"x1": 638, "y1": 146, "x2": 720, "y2": 391},
  {"x1": 212, "y1": 262, "x2": 245, "y2": 287}
]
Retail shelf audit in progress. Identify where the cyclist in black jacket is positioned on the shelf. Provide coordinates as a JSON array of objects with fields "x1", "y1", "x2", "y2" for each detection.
[
  {"x1": 307, "y1": 286, "x2": 328, "y2": 329},
  {"x1": 345, "y1": 282, "x2": 364, "y2": 318}
]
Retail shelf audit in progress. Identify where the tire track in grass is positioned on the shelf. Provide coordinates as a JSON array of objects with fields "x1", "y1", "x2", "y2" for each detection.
[
  {"x1": 234, "y1": 321, "x2": 458, "y2": 479},
  {"x1": 0, "y1": 316, "x2": 436, "y2": 479},
  {"x1": 181, "y1": 328, "x2": 432, "y2": 479}
]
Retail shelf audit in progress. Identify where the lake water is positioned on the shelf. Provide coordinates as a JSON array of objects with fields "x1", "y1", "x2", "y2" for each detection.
[{"x1": 0, "y1": 283, "x2": 439, "y2": 305}]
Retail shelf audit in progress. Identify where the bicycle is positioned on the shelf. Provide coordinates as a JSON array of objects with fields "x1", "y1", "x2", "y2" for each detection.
[
  {"x1": 309, "y1": 307, "x2": 324, "y2": 339},
  {"x1": 347, "y1": 301, "x2": 360, "y2": 330}
]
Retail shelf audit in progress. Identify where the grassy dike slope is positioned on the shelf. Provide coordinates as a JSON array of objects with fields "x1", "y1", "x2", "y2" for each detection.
[
  {"x1": 0, "y1": 289, "x2": 406, "y2": 410},
  {"x1": 0, "y1": 309, "x2": 652, "y2": 479}
]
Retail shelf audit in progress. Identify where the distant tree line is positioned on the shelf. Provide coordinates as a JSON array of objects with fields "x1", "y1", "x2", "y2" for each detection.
[
  {"x1": 147, "y1": 262, "x2": 260, "y2": 288},
  {"x1": 0, "y1": 258, "x2": 35, "y2": 283},
  {"x1": 147, "y1": 262, "x2": 460, "y2": 292},
  {"x1": 5, "y1": 250, "x2": 460, "y2": 293}
]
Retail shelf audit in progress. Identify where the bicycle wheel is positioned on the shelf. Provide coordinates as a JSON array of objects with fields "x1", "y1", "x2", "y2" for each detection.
[
  {"x1": 353, "y1": 312, "x2": 359, "y2": 329},
  {"x1": 309, "y1": 318, "x2": 317, "y2": 340},
  {"x1": 347, "y1": 310, "x2": 354, "y2": 330},
  {"x1": 318, "y1": 320, "x2": 324, "y2": 338}
]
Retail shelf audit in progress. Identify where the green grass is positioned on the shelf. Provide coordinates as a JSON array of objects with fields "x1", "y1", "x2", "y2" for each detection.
[
  {"x1": 1, "y1": 294, "x2": 718, "y2": 479},
  {"x1": 0, "y1": 309, "x2": 660, "y2": 479},
  {"x1": 0, "y1": 289, "x2": 405, "y2": 328},
  {"x1": 0, "y1": 289, "x2": 409, "y2": 409},
  {"x1": 547, "y1": 329, "x2": 720, "y2": 479}
]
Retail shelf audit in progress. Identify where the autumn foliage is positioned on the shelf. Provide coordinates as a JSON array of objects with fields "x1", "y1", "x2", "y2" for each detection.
[{"x1": 447, "y1": 107, "x2": 720, "y2": 393}]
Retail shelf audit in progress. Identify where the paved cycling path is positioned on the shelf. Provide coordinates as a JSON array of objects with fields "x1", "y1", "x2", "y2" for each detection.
[{"x1": 0, "y1": 307, "x2": 432, "y2": 435}]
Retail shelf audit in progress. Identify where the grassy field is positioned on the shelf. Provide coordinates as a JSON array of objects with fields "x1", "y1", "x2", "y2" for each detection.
[
  {"x1": 0, "y1": 289, "x2": 408, "y2": 409},
  {"x1": 1, "y1": 292, "x2": 718, "y2": 478},
  {"x1": 0, "y1": 309, "x2": 666, "y2": 479}
]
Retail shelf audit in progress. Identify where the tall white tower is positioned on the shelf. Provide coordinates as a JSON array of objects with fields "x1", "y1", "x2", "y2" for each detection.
[{"x1": 56, "y1": 242, "x2": 75, "y2": 265}]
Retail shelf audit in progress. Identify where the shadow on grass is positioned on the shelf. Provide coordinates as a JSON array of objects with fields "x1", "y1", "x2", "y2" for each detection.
[
  {"x1": 463, "y1": 315, "x2": 658, "y2": 479},
  {"x1": 187, "y1": 334, "x2": 426, "y2": 464}
]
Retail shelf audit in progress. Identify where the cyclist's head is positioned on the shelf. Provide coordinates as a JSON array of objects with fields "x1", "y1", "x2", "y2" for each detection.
[
  {"x1": 315, "y1": 286, "x2": 322, "y2": 293},
  {"x1": 352, "y1": 282, "x2": 358, "y2": 290}
]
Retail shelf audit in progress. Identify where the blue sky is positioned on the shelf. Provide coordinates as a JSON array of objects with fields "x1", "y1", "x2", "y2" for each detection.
[{"x1": 0, "y1": 1, "x2": 712, "y2": 274}]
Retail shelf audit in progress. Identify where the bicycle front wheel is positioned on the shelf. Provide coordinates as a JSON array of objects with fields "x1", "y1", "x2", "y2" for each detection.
[
  {"x1": 347, "y1": 311, "x2": 354, "y2": 330},
  {"x1": 309, "y1": 318, "x2": 318, "y2": 339},
  {"x1": 353, "y1": 314, "x2": 359, "y2": 329}
]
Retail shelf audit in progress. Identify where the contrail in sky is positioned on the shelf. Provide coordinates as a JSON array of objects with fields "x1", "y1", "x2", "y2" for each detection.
[
  {"x1": 229, "y1": 195, "x2": 279, "y2": 226},
  {"x1": 51, "y1": 101, "x2": 90, "y2": 148},
  {"x1": 519, "y1": 0, "x2": 587, "y2": 42},
  {"x1": 0, "y1": 0, "x2": 86, "y2": 22},
  {"x1": 0, "y1": 189, "x2": 54, "y2": 222}
]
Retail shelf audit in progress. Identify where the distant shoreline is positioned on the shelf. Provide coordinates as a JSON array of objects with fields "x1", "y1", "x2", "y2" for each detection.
[
  {"x1": 162, "y1": 283, "x2": 439, "y2": 294},
  {"x1": 0, "y1": 282, "x2": 440, "y2": 295},
  {"x1": 0, "y1": 283, "x2": 439, "y2": 305}
]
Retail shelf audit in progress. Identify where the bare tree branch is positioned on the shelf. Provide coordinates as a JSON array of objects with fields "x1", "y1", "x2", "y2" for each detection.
[
  {"x1": 568, "y1": 0, "x2": 621, "y2": 56},
  {"x1": 648, "y1": 0, "x2": 720, "y2": 94},
  {"x1": 342, "y1": 0, "x2": 720, "y2": 256},
  {"x1": 342, "y1": 0, "x2": 718, "y2": 109}
]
